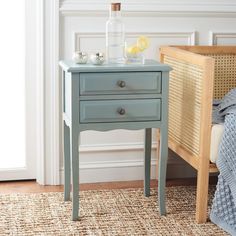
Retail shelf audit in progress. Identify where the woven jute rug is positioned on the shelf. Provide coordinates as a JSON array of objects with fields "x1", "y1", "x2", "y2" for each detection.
[{"x1": 0, "y1": 186, "x2": 229, "y2": 236}]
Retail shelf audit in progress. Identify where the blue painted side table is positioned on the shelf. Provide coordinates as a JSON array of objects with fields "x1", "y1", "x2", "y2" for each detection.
[{"x1": 59, "y1": 60, "x2": 171, "y2": 220}]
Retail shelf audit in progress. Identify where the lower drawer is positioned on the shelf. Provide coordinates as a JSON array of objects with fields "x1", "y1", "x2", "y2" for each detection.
[{"x1": 80, "y1": 99, "x2": 161, "y2": 123}]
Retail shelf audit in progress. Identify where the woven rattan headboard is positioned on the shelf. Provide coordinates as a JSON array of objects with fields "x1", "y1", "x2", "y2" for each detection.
[{"x1": 206, "y1": 54, "x2": 236, "y2": 99}]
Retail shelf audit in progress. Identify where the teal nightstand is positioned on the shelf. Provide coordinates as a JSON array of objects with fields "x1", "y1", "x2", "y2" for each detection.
[{"x1": 59, "y1": 60, "x2": 171, "y2": 220}]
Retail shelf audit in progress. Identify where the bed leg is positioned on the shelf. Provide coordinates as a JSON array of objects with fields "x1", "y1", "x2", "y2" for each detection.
[{"x1": 196, "y1": 162, "x2": 210, "y2": 223}]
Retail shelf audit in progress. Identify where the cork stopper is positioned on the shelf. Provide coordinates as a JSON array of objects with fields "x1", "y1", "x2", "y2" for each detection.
[{"x1": 111, "y1": 3, "x2": 121, "y2": 11}]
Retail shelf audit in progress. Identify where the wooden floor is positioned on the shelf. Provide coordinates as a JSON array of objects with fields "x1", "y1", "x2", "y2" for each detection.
[{"x1": 0, "y1": 177, "x2": 217, "y2": 194}]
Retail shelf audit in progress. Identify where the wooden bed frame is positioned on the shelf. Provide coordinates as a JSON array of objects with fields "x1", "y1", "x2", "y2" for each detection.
[{"x1": 159, "y1": 46, "x2": 236, "y2": 223}]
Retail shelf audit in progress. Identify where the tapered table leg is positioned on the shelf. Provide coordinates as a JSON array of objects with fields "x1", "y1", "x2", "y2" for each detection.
[
  {"x1": 63, "y1": 121, "x2": 71, "y2": 201},
  {"x1": 144, "y1": 128, "x2": 152, "y2": 197},
  {"x1": 70, "y1": 129, "x2": 79, "y2": 221},
  {"x1": 158, "y1": 127, "x2": 168, "y2": 215}
]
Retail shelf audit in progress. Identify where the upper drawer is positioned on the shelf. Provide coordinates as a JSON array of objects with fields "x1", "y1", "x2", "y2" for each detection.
[{"x1": 79, "y1": 72, "x2": 161, "y2": 95}]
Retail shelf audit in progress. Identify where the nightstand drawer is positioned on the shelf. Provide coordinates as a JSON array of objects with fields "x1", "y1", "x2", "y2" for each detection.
[
  {"x1": 80, "y1": 72, "x2": 161, "y2": 95},
  {"x1": 80, "y1": 99, "x2": 161, "y2": 123}
]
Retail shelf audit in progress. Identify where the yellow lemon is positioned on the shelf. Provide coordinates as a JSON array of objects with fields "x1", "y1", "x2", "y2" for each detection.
[
  {"x1": 137, "y1": 36, "x2": 150, "y2": 51},
  {"x1": 126, "y1": 45, "x2": 141, "y2": 55}
]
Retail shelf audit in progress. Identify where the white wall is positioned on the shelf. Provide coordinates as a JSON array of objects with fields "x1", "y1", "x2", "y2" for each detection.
[{"x1": 58, "y1": 0, "x2": 236, "y2": 183}]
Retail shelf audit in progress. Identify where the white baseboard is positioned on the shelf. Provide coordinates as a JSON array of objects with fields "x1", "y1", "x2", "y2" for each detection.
[
  {"x1": 59, "y1": 149, "x2": 196, "y2": 184},
  {"x1": 60, "y1": 159, "x2": 157, "y2": 184}
]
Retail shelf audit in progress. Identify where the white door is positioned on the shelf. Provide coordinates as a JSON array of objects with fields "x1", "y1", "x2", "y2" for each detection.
[{"x1": 0, "y1": 0, "x2": 36, "y2": 180}]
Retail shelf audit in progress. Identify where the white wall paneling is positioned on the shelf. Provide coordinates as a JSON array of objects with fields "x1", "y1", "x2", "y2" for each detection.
[
  {"x1": 209, "y1": 31, "x2": 236, "y2": 45},
  {"x1": 74, "y1": 32, "x2": 195, "y2": 58},
  {"x1": 51, "y1": 0, "x2": 236, "y2": 184},
  {"x1": 60, "y1": 15, "x2": 197, "y2": 183},
  {"x1": 60, "y1": 0, "x2": 236, "y2": 16},
  {"x1": 67, "y1": 29, "x2": 195, "y2": 183}
]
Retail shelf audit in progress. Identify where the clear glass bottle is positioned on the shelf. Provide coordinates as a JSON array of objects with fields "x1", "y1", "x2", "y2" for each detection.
[{"x1": 106, "y1": 3, "x2": 125, "y2": 64}]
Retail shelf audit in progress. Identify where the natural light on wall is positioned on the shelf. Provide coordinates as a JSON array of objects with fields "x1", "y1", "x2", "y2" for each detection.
[{"x1": 0, "y1": 1, "x2": 25, "y2": 169}]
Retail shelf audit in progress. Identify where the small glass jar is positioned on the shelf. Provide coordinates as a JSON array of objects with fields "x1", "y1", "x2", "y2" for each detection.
[{"x1": 125, "y1": 42, "x2": 145, "y2": 64}]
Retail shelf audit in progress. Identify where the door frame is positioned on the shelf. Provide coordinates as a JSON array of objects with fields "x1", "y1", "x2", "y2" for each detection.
[{"x1": 35, "y1": 0, "x2": 60, "y2": 185}]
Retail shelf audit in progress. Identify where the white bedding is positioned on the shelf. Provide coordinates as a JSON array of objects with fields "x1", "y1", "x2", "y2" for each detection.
[{"x1": 210, "y1": 123, "x2": 224, "y2": 163}]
